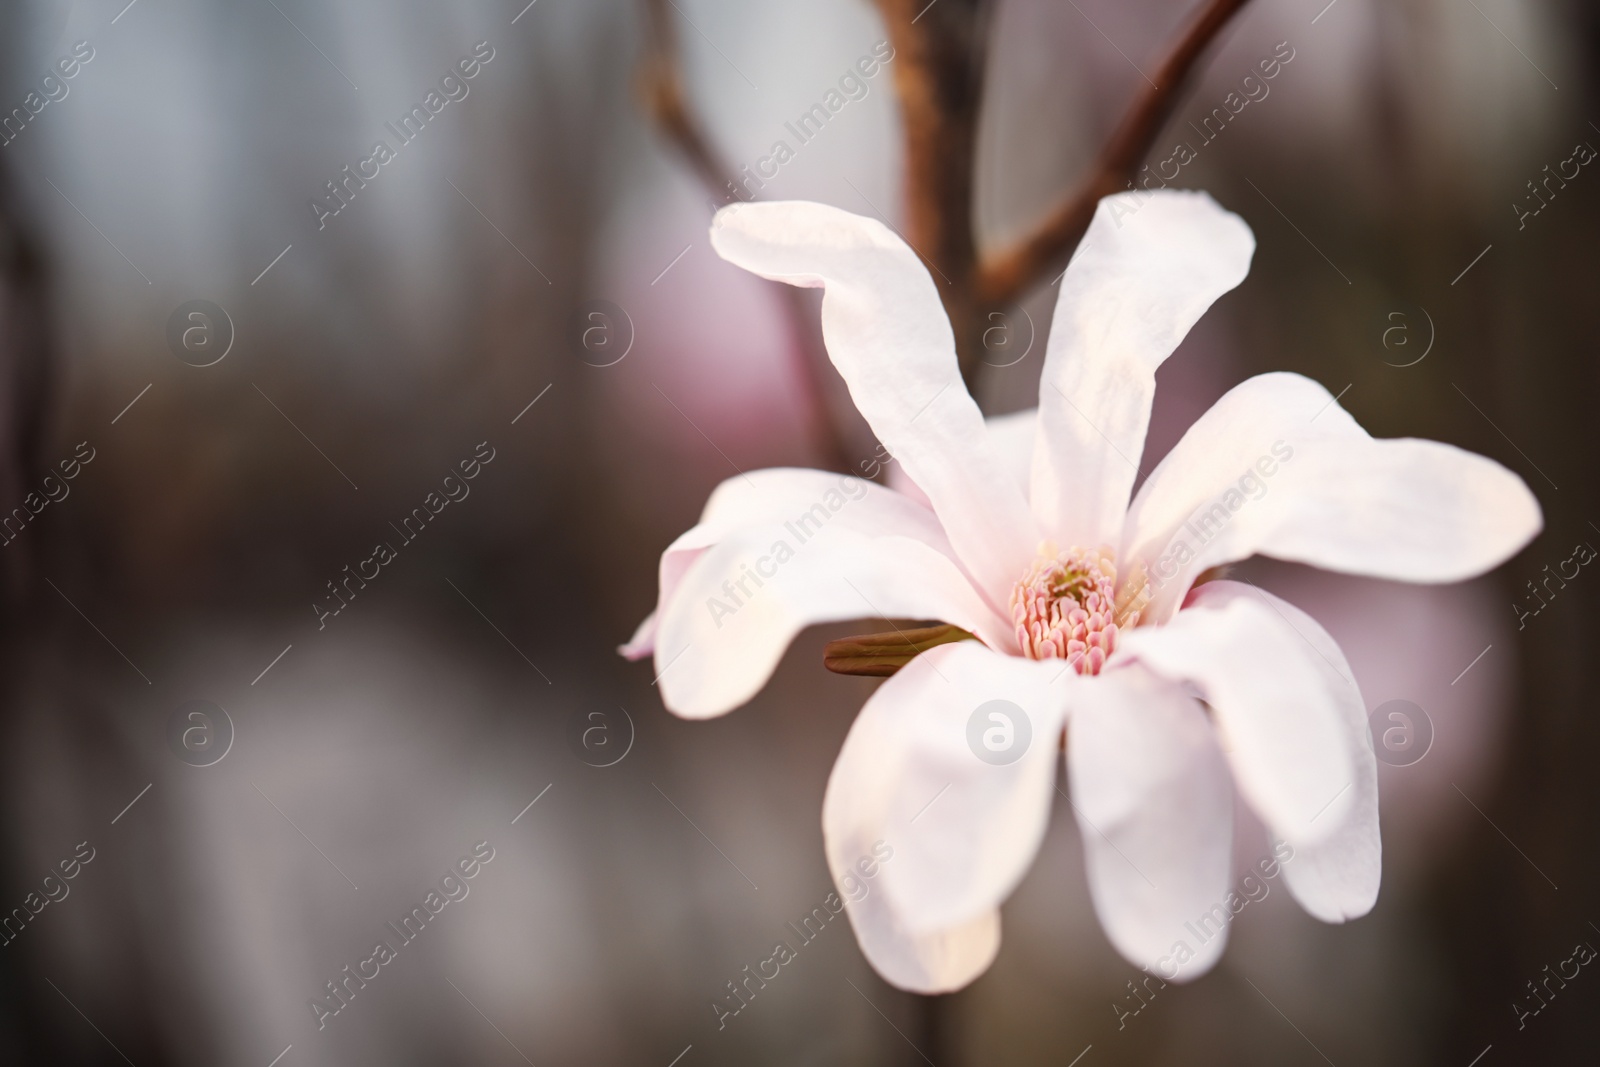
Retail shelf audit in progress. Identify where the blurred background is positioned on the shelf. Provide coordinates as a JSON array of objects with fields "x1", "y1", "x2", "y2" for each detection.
[{"x1": 0, "y1": 0, "x2": 1595, "y2": 1063}]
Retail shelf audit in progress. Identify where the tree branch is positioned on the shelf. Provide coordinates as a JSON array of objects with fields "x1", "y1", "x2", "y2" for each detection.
[
  {"x1": 0, "y1": 160, "x2": 57, "y2": 602},
  {"x1": 636, "y1": 0, "x2": 853, "y2": 472},
  {"x1": 638, "y1": 0, "x2": 737, "y2": 201},
  {"x1": 978, "y1": 0, "x2": 1252, "y2": 308},
  {"x1": 874, "y1": 0, "x2": 993, "y2": 387}
]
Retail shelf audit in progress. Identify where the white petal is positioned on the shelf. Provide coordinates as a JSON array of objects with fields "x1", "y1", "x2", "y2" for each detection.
[
  {"x1": 1188, "y1": 581, "x2": 1380, "y2": 923},
  {"x1": 1068, "y1": 664, "x2": 1233, "y2": 979},
  {"x1": 711, "y1": 201, "x2": 1039, "y2": 605},
  {"x1": 622, "y1": 467, "x2": 956, "y2": 661},
  {"x1": 1124, "y1": 372, "x2": 1544, "y2": 622},
  {"x1": 837, "y1": 895, "x2": 1001, "y2": 995},
  {"x1": 619, "y1": 610, "x2": 660, "y2": 662},
  {"x1": 1115, "y1": 591, "x2": 1354, "y2": 846},
  {"x1": 983, "y1": 408, "x2": 1038, "y2": 495},
  {"x1": 817, "y1": 632, "x2": 1002, "y2": 996},
  {"x1": 1031, "y1": 190, "x2": 1254, "y2": 549},
  {"x1": 824, "y1": 642, "x2": 1069, "y2": 945},
  {"x1": 888, "y1": 408, "x2": 1036, "y2": 510},
  {"x1": 656, "y1": 509, "x2": 1010, "y2": 719}
]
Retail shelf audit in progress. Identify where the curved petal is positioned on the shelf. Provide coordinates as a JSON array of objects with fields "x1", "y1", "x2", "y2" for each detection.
[
  {"x1": 836, "y1": 890, "x2": 1001, "y2": 995},
  {"x1": 824, "y1": 642, "x2": 1069, "y2": 952},
  {"x1": 1031, "y1": 190, "x2": 1254, "y2": 550},
  {"x1": 1068, "y1": 663, "x2": 1233, "y2": 980},
  {"x1": 656, "y1": 515, "x2": 1009, "y2": 719},
  {"x1": 711, "y1": 200, "x2": 1039, "y2": 605},
  {"x1": 1188, "y1": 581, "x2": 1380, "y2": 923},
  {"x1": 828, "y1": 726, "x2": 1001, "y2": 995},
  {"x1": 622, "y1": 467, "x2": 942, "y2": 659},
  {"x1": 620, "y1": 611, "x2": 660, "y2": 662},
  {"x1": 1114, "y1": 591, "x2": 1354, "y2": 846},
  {"x1": 888, "y1": 407, "x2": 1036, "y2": 512},
  {"x1": 1124, "y1": 372, "x2": 1544, "y2": 622}
]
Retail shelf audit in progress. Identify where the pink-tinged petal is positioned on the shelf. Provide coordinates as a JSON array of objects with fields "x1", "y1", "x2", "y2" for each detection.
[
  {"x1": 888, "y1": 408, "x2": 1036, "y2": 511},
  {"x1": 884, "y1": 465, "x2": 931, "y2": 510},
  {"x1": 1067, "y1": 663, "x2": 1233, "y2": 980},
  {"x1": 1124, "y1": 372, "x2": 1544, "y2": 622},
  {"x1": 619, "y1": 610, "x2": 660, "y2": 661},
  {"x1": 656, "y1": 519, "x2": 1010, "y2": 720},
  {"x1": 836, "y1": 897, "x2": 1001, "y2": 995},
  {"x1": 824, "y1": 642, "x2": 1068, "y2": 956},
  {"x1": 1115, "y1": 592, "x2": 1354, "y2": 846},
  {"x1": 1031, "y1": 190, "x2": 1254, "y2": 550},
  {"x1": 622, "y1": 467, "x2": 954, "y2": 660},
  {"x1": 827, "y1": 680, "x2": 1001, "y2": 994},
  {"x1": 711, "y1": 201, "x2": 1039, "y2": 606},
  {"x1": 1188, "y1": 581, "x2": 1380, "y2": 923}
]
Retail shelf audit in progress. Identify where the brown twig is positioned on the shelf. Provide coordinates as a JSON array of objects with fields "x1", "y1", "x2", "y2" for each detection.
[
  {"x1": 0, "y1": 158, "x2": 57, "y2": 602},
  {"x1": 978, "y1": 0, "x2": 1253, "y2": 309},
  {"x1": 638, "y1": 0, "x2": 735, "y2": 202},
  {"x1": 637, "y1": 0, "x2": 853, "y2": 474},
  {"x1": 873, "y1": 0, "x2": 993, "y2": 388},
  {"x1": 639, "y1": 0, "x2": 1249, "y2": 426}
]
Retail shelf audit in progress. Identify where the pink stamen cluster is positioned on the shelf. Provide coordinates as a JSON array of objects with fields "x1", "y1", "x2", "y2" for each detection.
[{"x1": 1010, "y1": 546, "x2": 1121, "y2": 674}]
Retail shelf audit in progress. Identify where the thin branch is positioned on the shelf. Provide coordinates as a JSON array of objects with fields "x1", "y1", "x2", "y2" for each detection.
[
  {"x1": 638, "y1": 0, "x2": 735, "y2": 200},
  {"x1": 978, "y1": 0, "x2": 1252, "y2": 307},
  {"x1": 0, "y1": 149, "x2": 58, "y2": 600},
  {"x1": 637, "y1": 0, "x2": 853, "y2": 473},
  {"x1": 874, "y1": 0, "x2": 991, "y2": 283},
  {"x1": 874, "y1": 0, "x2": 992, "y2": 386}
]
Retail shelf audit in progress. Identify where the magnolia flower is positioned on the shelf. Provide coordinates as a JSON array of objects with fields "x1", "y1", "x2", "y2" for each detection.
[{"x1": 622, "y1": 190, "x2": 1541, "y2": 992}]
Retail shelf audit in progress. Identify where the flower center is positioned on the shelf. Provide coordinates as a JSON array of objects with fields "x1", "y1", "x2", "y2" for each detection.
[{"x1": 1009, "y1": 545, "x2": 1149, "y2": 674}]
